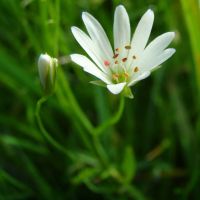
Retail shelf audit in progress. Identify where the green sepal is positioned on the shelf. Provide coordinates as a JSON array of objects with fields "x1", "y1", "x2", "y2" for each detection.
[
  {"x1": 122, "y1": 86, "x2": 134, "y2": 99},
  {"x1": 43, "y1": 63, "x2": 57, "y2": 96},
  {"x1": 90, "y1": 80, "x2": 106, "y2": 87}
]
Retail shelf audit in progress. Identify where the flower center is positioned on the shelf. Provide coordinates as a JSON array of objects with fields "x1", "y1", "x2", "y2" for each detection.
[
  {"x1": 112, "y1": 72, "x2": 129, "y2": 83},
  {"x1": 103, "y1": 44, "x2": 139, "y2": 83}
]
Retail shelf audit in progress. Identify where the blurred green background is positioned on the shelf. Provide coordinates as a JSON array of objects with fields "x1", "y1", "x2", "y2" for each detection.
[{"x1": 0, "y1": 0, "x2": 200, "y2": 199}]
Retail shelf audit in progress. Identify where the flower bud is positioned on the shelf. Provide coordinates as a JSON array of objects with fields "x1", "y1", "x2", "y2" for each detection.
[{"x1": 38, "y1": 53, "x2": 58, "y2": 95}]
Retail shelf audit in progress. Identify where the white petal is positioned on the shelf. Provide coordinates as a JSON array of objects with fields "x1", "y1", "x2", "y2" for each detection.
[
  {"x1": 128, "y1": 71, "x2": 151, "y2": 86},
  {"x1": 143, "y1": 32, "x2": 175, "y2": 58},
  {"x1": 114, "y1": 5, "x2": 130, "y2": 58},
  {"x1": 71, "y1": 26, "x2": 108, "y2": 74},
  {"x1": 38, "y1": 54, "x2": 50, "y2": 88},
  {"x1": 70, "y1": 54, "x2": 111, "y2": 84},
  {"x1": 82, "y1": 12, "x2": 113, "y2": 61},
  {"x1": 107, "y1": 82, "x2": 126, "y2": 94},
  {"x1": 144, "y1": 48, "x2": 176, "y2": 70},
  {"x1": 126, "y1": 9, "x2": 154, "y2": 70},
  {"x1": 130, "y1": 9, "x2": 154, "y2": 55},
  {"x1": 128, "y1": 48, "x2": 175, "y2": 87}
]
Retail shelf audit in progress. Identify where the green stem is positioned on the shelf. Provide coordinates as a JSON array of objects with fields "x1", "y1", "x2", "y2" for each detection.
[
  {"x1": 95, "y1": 95, "x2": 125, "y2": 135},
  {"x1": 91, "y1": 97, "x2": 125, "y2": 166},
  {"x1": 58, "y1": 72, "x2": 126, "y2": 166},
  {"x1": 54, "y1": 0, "x2": 60, "y2": 56},
  {"x1": 35, "y1": 96, "x2": 72, "y2": 159}
]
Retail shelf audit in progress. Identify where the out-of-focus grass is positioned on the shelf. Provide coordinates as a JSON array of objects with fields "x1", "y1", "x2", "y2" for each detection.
[
  {"x1": 180, "y1": 0, "x2": 200, "y2": 89},
  {"x1": 0, "y1": 0, "x2": 200, "y2": 199}
]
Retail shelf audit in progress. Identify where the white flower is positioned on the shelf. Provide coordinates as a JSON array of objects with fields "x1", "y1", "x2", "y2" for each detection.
[
  {"x1": 38, "y1": 53, "x2": 58, "y2": 95},
  {"x1": 70, "y1": 5, "x2": 176, "y2": 96}
]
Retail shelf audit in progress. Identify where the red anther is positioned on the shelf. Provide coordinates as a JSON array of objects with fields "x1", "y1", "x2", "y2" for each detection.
[
  {"x1": 122, "y1": 58, "x2": 127, "y2": 62},
  {"x1": 113, "y1": 54, "x2": 119, "y2": 59},
  {"x1": 115, "y1": 60, "x2": 118, "y2": 64},
  {"x1": 104, "y1": 60, "x2": 110, "y2": 66},
  {"x1": 115, "y1": 48, "x2": 119, "y2": 52}
]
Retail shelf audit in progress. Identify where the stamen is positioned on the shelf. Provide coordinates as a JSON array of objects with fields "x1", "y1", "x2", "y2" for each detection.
[
  {"x1": 115, "y1": 60, "x2": 118, "y2": 64},
  {"x1": 133, "y1": 66, "x2": 139, "y2": 72},
  {"x1": 115, "y1": 48, "x2": 119, "y2": 52},
  {"x1": 122, "y1": 58, "x2": 127, "y2": 62},
  {"x1": 112, "y1": 74, "x2": 119, "y2": 81},
  {"x1": 124, "y1": 72, "x2": 129, "y2": 78},
  {"x1": 132, "y1": 55, "x2": 136, "y2": 59},
  {"x1": 113, "y1": 54, "x2": 119, "y2": 59},
  {"x1": 104, "y1": 60, "x2": 110, "y2": 67},
  {"x1": 125, "y1": 45, "x2": 131, "y2": 49}
]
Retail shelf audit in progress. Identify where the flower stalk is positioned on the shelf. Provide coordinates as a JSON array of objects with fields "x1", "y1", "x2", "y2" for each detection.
[{"x1": 35, "y1": 96, "x2": 72, "y2": 158}]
